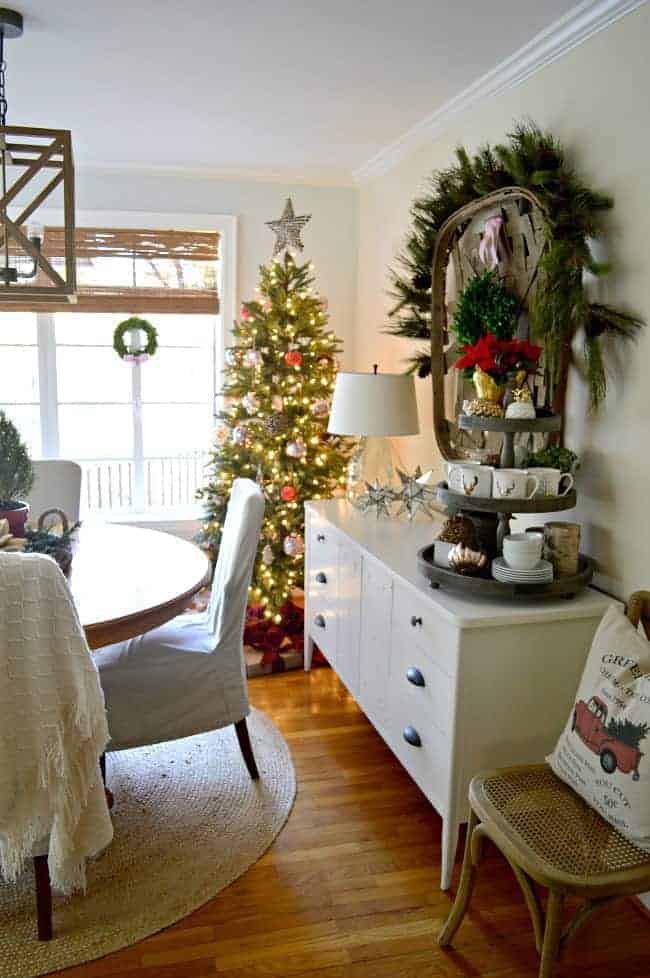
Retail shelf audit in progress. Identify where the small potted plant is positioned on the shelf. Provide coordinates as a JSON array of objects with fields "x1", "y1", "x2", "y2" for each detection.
[
  {"x1": 454, "y1": 333, "x2": 543, "y2": 405},
  {"x1": 0, "y1": 410, "x2": 34, "y2": 537}
]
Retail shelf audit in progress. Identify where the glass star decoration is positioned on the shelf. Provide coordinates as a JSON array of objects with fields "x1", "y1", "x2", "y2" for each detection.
[
  {"x1": 358, "y1": 481, "x2": 394, "y2": 518},
  {"x1": 266, "y1": 198, "x2": 311, "y2": 256},
  {"x1": 394, "y1": 467, "x2": 437, "y2": 521}
]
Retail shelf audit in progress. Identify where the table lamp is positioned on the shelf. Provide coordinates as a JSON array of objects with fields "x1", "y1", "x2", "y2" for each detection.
[{"x1": 328, "y1": 365, "x2": 419, "y2": 505}]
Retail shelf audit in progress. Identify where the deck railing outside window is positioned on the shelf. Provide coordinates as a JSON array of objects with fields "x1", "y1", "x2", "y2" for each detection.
[{"x1": 79, "y1": 451, "x2": 208, "y2": 515}]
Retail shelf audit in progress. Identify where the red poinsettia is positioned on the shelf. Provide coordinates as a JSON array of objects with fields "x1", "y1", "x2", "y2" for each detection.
[{"x1": 455, "y1": 333, "x2": 542, "y2": 380}]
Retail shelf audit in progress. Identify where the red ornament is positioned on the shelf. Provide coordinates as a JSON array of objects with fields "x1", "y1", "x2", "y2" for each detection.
[
  {"x1": 280, "y1": 485, "x2": 297, "y2": 502},
  {"x1": 285, "y1": 350, "x2": 302, "y2": 367}
]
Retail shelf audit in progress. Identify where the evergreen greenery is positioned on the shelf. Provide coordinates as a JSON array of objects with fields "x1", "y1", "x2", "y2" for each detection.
[
  {"x1": 451, "y1": 270, "x2": 518, "y2": 347},
  {"x1": 113, "y1": 317, "x2": 158, "y2": 359},
  {"x1": 197, "y1": 252, "x2": 350, "y2": 621},
  {"x1": 0, "y1": 410, "x2": 34, "y2": 507},
  {"x1": 526, "y1": 445, "x2": 580, "y2": 472},
  {"x1": 386, "y1": 122, "x2": 644, "y2": 408}
]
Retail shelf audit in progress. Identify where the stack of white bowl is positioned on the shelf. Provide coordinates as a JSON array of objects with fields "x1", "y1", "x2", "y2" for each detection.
[{"x1": 492, "y1": 532, "x2": 553, "y2": 583}]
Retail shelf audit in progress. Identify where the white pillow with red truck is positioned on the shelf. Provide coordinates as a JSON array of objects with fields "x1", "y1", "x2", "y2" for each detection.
[{"x1": 548, "y1": 604, "x2": 650, "y2": 852}]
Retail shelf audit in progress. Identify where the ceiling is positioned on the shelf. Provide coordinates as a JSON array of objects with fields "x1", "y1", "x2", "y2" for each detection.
[{"x1": 6, "y1": 0, "x2": 577, "y2": 184}]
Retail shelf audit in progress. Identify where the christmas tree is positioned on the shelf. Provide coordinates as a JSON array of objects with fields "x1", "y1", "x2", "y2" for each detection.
[{"x1": 197, "y1": 206, "x2": 350, "y2": 623}]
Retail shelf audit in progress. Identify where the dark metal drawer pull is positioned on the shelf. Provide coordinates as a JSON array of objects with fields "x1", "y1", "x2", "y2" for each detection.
[
  {"x1": 403, "y1": 726, "x2": 422, "y2": 747},
  {"x1": 406, "y1": 667, "x2": 426, "y2": 688},
  {"x1": 410, "y1": 615, "x2": 423, "y2": 627},
  {"x1": 316, "y1": 533, "x2": 326, "y2": 542},
  {"x1": 315, "y1": 571, "x2": 327, "y2": 584},
  {"x1": 314, "y1": 614, "x2": 326, "y2": 628}
]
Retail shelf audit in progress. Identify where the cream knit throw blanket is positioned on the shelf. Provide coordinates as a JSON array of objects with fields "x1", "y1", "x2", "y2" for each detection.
[{"x1": 0, "y1": 553, "x2": 113, "y2": 894}]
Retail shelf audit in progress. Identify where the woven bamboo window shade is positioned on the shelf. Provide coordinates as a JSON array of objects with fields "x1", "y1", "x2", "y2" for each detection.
[{"x1": 0, "y1": 227, "x2": 220, "y2": 313}]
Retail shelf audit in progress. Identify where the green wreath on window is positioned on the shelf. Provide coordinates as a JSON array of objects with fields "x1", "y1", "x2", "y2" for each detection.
[{"x1": 113, "y1": 317, "x2": 158, "y2": 362}]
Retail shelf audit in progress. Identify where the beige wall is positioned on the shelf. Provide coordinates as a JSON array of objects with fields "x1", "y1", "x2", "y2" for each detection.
[{"x1": 355, "y1": 4, "x2": 650, "y2": 601}]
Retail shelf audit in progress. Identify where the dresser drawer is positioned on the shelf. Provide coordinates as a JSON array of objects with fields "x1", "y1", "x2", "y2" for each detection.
[
  {"x1": 308, "y1": 600, "x2": 338, "y2": 664},
  {"x1": 387, "y1": 680, "x2": 450, "y2": 810},
  {"x1": 392, "y1": 579, "x2": 458, "y2": 677},
  {"x1": 390, "y1": 632, "x2": 454, "y2": 738},
  {"x1": 307, "y1": 516, "x2": 339, "y2": 568}
]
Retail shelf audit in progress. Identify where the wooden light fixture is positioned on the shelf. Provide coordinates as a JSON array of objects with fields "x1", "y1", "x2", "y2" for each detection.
[{"x1": 0, "y1": 7, "x2": 76, "y2": 302}]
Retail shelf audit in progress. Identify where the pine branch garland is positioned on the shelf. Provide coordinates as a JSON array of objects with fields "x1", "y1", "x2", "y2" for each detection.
[{"x1": 387, "y1": 121, "x2": 644, "y2": 410}]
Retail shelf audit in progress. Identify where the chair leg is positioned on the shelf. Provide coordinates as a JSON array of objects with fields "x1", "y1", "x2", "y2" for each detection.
[
  {"x1": 539, "y1": 889, "x2": 565, "y2": 978},
  {"x1": 235, "y1": 718, "x2": 259, "y2": 780},
  {"x1": 438, "y1": 807, "x2": 481, "y2": 947},
  {"x1": 100, "y1": 752, "x2": 114, "y2": 810},
  {"x1": 33, "y1": 855, "x2": 53, "y2": 941}
]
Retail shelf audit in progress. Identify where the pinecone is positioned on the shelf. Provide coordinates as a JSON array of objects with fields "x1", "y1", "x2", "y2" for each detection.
[
  {"x1": 263, "y1": 412, "x2": 289, "y2": 436},
  {"x1": 437, "y1": 515, "x2": 477, "y2": 548}
]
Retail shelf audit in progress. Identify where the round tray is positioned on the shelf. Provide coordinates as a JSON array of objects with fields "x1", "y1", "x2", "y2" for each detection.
[
  {"x1": 418, "y1": 545, "x2": 595, "y2": 600},
  {"x1": 458, "y1": 412, "x2": 562, "y2": 434},
  {"x1": 437, "y1": 481, "x2": 577, "y2": 515},
  {"x1": 458, "y1": 412, "x2": 562, "y2": 467}
]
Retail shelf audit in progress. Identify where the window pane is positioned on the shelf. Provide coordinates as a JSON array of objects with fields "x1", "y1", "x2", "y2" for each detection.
[
  {"x1": 57, "y1": 346, "x2": 131, "y2": 402},
  {"x1": 0, "y1": 312, "x2": 37, "y2": 344},
  {"x1": 56, "y1": 313, "x2": 129, "y2": 345},
  {"x1": 140, "y1": 348, "x2": 212, "y2": 404},
  {"x1": 59, "y1": 405, "x2": 133, "y2": 459},
  {"x1": 152, "y1": 316, "x2": 215, "y2": 347},
  {"x1": 0, "y1": 405, "x2": 40, "y2": 456},
  {"x1": 0, "y1": 347, "x2": 39, "y2": 401},
  {"x1": 142, "y1": 404, "x2": 212, "y2": 456}
]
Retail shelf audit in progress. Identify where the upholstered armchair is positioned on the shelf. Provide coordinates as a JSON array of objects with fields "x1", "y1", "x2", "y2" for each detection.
[{"x1": 95, "y1": 478, "x2": 265, "y2": 779}]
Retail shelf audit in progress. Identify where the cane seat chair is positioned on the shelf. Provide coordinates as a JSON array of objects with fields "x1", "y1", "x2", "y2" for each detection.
[{"x1": 438, "y1": 590, "x2": 650, "y2": 978}]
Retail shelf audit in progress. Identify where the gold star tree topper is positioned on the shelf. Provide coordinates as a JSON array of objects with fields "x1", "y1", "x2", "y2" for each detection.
[{"x1": 266, "y1": 198, "x2": 311, "y2": 256}]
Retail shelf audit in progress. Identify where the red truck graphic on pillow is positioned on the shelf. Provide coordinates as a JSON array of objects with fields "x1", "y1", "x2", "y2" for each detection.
[{"x1": 572, "y1": 696, "x2": 646, "y2": 781}]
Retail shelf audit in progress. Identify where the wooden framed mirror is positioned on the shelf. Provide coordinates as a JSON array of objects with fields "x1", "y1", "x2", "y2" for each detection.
[{"x1": 430, "y1": 186, "x2": 548, "y2": 462}]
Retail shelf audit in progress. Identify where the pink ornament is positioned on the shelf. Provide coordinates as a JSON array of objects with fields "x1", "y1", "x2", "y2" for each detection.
[
  {"x1": 286, "y1": 439, "x2": 306, "y2": 459},
  {"x1": 213, "y1": 422, "x2": 230, "y2": 446},
  {"x1": 240, "y1": 305, "x2": 253, "y2": 322},
  {"x1": 244, "y1": 349, "x2": 263, "y2": 368},
  {"x1": 262, "y1": 300, "x2": 272, "y2": 313},
  {"x1": 280, "y1": 485, "x2": 297, "y2": 502},
  {"x1": 285, "y1": 350, "x2": 302, "y2": 367},
  {"x1": 283, "y1": 533, "x2": 304, "y2": 557},
  {"x1": 311, "y1": 399, "x2": 329, "y2": 418}
]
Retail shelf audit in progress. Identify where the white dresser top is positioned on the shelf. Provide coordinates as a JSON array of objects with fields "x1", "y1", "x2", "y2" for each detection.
[{"x1": 306, "y1": 500, "x2": 615, "y2": 629}]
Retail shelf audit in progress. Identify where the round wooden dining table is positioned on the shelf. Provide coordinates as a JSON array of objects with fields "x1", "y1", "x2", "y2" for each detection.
[{"x1": 68, "y1": 524, "x2": 210, "y2": 650}]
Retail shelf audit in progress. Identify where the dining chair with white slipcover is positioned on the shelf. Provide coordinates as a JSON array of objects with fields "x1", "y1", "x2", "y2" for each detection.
[
  {"x1": 0, "y1": 552, "x2": 113, "y2": 940},
  {"x1": 95, "y1": 478, "x2": 265, "y2": 781},
  {"x1": 27, "y1": 459, "x2": 82, "y2": 524}
]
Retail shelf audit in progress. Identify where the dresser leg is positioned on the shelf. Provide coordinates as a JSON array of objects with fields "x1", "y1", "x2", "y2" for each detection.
[
  {"x1": 441, "y1": 816, "x2": 460, "y2": 890},
  {"x1": 304, "y1": 633, "x2": 314, "y2": 671}
]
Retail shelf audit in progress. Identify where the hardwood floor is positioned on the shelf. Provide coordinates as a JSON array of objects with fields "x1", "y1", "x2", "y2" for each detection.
[{"x1": 60, "y1": 667, "x2": 649, "y2": 978}]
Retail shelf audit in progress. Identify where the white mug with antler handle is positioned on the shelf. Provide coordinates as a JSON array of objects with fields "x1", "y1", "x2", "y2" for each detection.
[
  {"x1": 447, "y1": 463, "x2": 493, "y2": 499},
  {"x1": 492, "y1": 468, "x2": 540, "y2": 501}
]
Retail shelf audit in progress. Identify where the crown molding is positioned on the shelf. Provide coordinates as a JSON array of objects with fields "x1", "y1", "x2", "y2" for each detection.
[
  {"x1": 353, "y1": 0, "x2": 647, "y2": 183},
  {"x1": 76, "y1": 160, "x2": 355, "y2": 189}
]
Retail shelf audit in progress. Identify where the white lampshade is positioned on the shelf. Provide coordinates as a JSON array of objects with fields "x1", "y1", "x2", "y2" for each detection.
[{"x1": 328, "y1": 371, "x2": 419, "y2": 437}]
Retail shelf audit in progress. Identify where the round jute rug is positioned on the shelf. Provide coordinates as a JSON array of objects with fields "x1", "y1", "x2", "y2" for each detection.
[{"x1": 0, "y1": 708, "x2": 295, "y2": 978}]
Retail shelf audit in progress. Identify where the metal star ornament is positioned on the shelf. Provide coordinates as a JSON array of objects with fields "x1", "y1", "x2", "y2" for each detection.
[
  {"x1": 266, "y1": 198, "x2": 311, "y2": 256},
  {"x1": 358, "y1": 481, "x2": 394, "y2": 519},
  {"x1": 394, "y1": 467, "x2": 438, "y2": 521}
]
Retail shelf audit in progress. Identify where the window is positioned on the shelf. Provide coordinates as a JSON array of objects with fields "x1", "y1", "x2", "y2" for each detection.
[{"x1": 0, "y1": 226, "x2": 221, "y2": 517}]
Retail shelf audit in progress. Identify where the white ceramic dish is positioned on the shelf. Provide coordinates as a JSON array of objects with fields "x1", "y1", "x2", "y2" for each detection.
[{"x1": 492, "y1": 557, "x2": 553, "y2": 583}]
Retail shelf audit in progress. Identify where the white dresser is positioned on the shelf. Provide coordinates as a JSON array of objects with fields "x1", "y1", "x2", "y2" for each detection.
[{"x1": 304, "y1": 499, "x2": 614, "y2": 889}]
